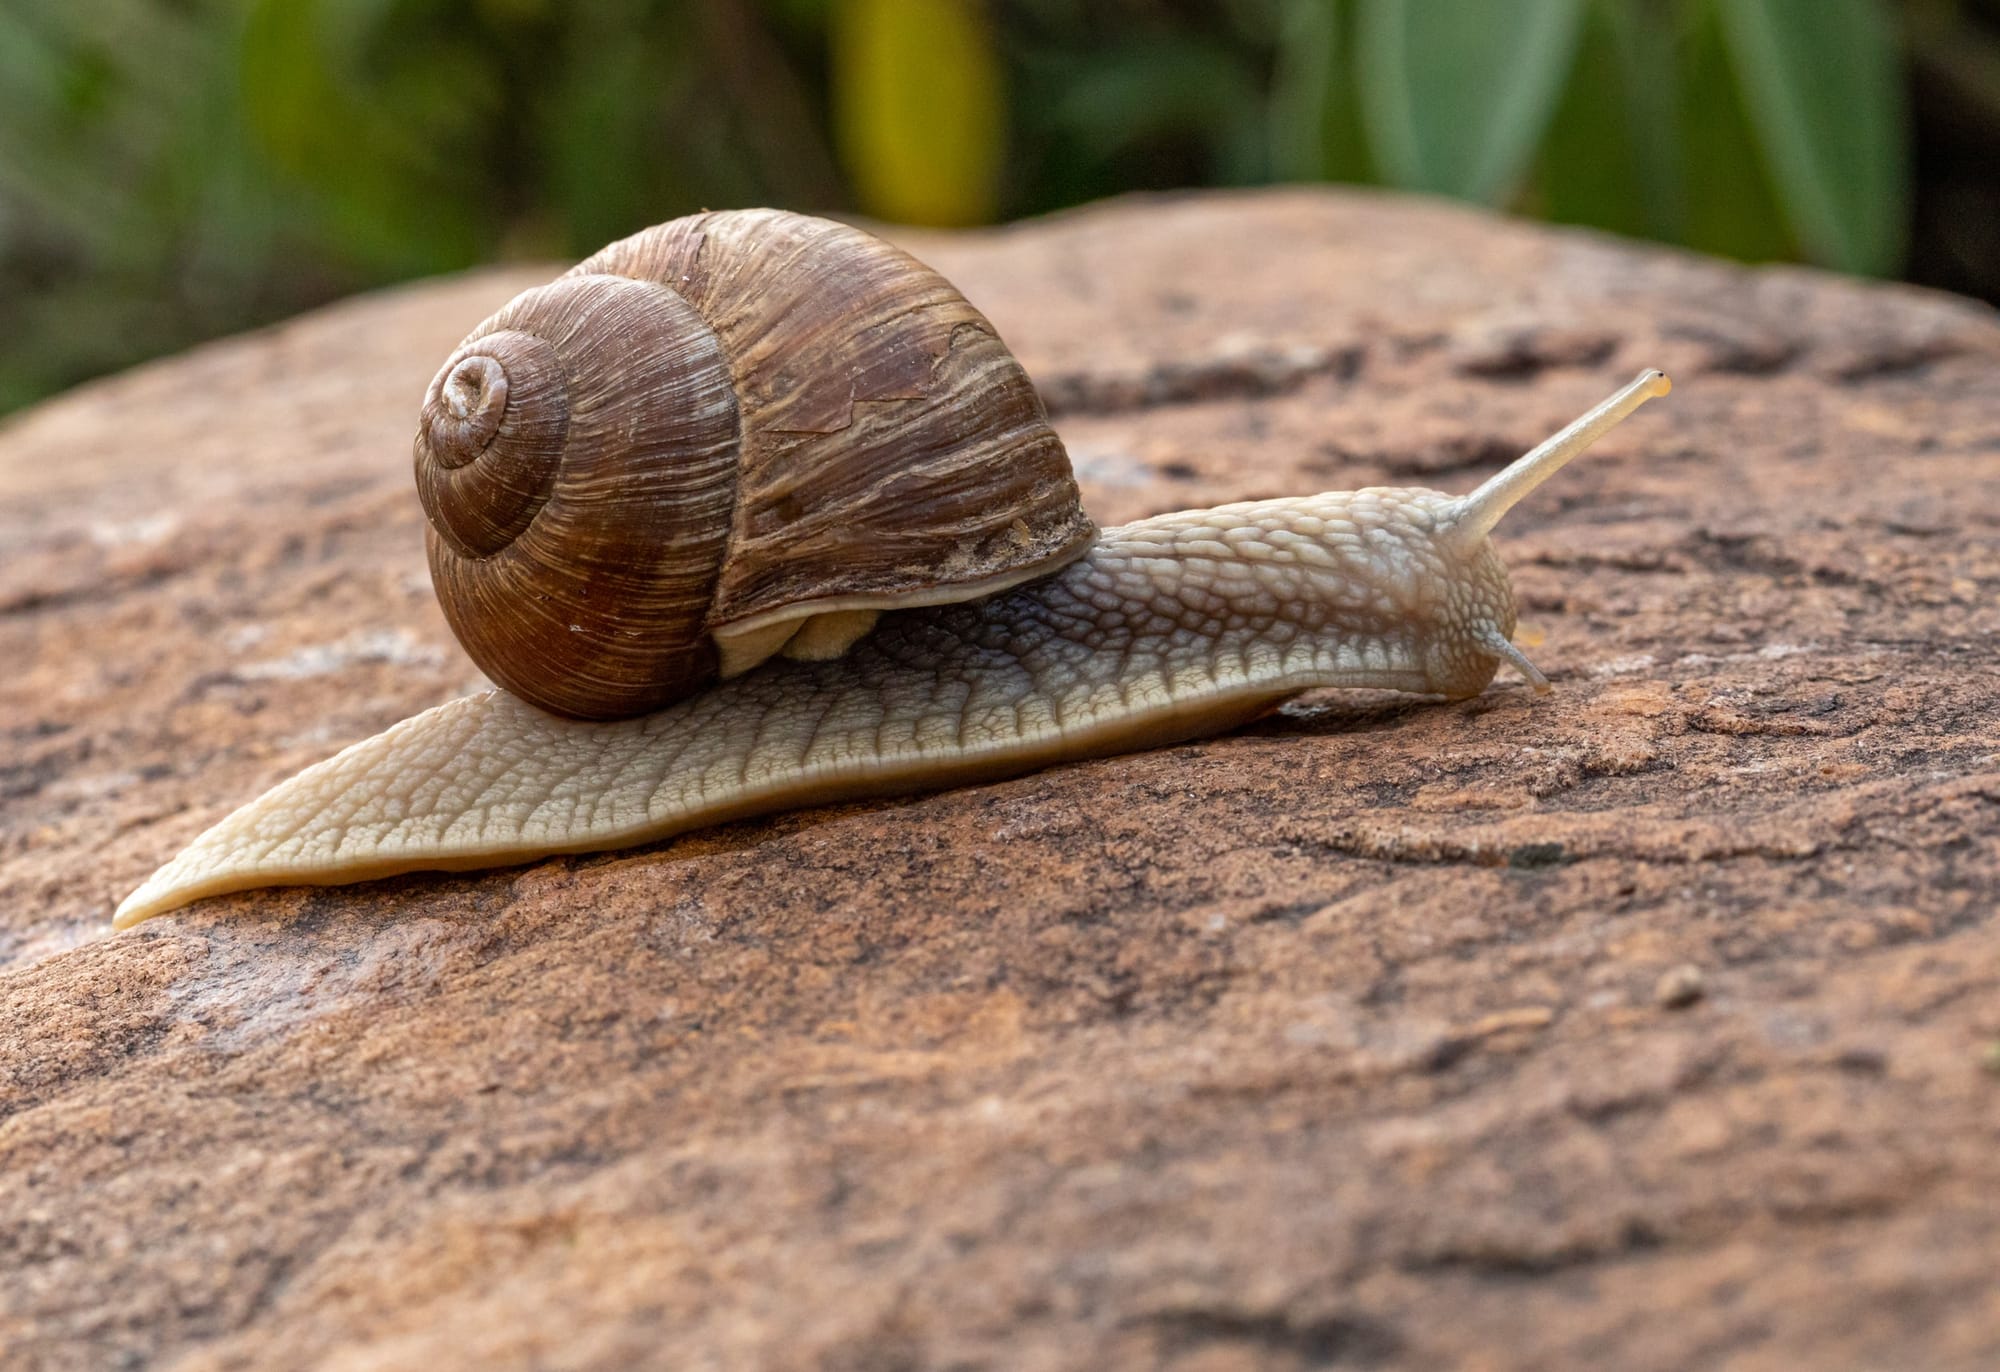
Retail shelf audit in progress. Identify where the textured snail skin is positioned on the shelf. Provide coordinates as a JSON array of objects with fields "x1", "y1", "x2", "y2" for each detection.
[{"x1": 113, "y1": 372, "x2": 1669, "y2": 929}]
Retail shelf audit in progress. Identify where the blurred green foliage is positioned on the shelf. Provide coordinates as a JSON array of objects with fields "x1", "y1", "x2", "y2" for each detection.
[{"x1": 0, "y1": 0, "x2": 1994, "y2": 416}]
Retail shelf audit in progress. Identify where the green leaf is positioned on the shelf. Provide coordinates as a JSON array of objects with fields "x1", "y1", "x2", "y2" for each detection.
[
  {"x1": 1268, "y1": 0, "x2": 1336, "y2": 181},
  {"x1": 1267, "y1": 0, "x2": 1377, "y2": 185},
  {"x1": 1714, "y1": 0, "x2": 1908, "y2": 275},
  {"x1": 1535, "y1": 0, "x2": 1683, "y2": 242},
  {"x1": 1355, "y1": 0, "x2": 1587, "y2": 204},
  {"x1": 1677, "y1": 0, "x2": 1795, "y2": 264},
  {"x1": 238, "y1": 0, "x2": 488, "y2": 274},
  {"x1": 538, "y1": 5, "x2": 683, "y2": 253},
  {"x1": 831, "y1": 0, "x2": 1005, "y2": 226},
  {"x1": 1046, "y1": 37, "x2": 1265, "y2": 165}
]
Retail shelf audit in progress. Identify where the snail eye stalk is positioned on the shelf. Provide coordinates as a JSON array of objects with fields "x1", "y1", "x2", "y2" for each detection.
[{"x1": 1448, "y1": 370, "x2": 1671, "y2": 551}]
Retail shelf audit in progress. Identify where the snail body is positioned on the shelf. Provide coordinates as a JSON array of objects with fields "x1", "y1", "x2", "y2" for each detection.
[{"x1": 113, "y1": 367, "x2": 1669, "y2": 929}]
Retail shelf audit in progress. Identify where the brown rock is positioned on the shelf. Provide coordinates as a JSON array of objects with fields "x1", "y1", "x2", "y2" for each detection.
[
  {"x1": 1654, "y1": 963, "x2": 1706, "y2": 1009},
  {"x1": 4, "y1": 190, "x2": 2000, "y2": 1370}
]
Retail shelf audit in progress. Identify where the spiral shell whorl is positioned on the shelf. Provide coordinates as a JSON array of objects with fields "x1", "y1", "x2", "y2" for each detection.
[
  {"x1": 428, "y1": 355, "x2": 507, "y2": 466},
  {"x1": 415, "y1": 330, "x2": 571, "y2": 558},
  {"x1": 417, "y1": 275, "x2": 742, "y2": 720}
]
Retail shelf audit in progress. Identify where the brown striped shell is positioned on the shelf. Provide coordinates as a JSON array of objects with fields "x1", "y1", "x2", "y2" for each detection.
[{"x1": 414, "y1": 209, "x2": 1095, "y2": 720}]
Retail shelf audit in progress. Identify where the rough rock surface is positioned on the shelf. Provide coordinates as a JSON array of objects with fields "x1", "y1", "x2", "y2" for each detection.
[{"x1": 4, "y1": 190, "x2": 1999, "y2": 1371}]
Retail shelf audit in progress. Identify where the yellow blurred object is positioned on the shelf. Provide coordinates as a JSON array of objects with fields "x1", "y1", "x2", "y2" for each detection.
[{"x1": 832, "y1": 0, "x2": 1005, "y2": 226}]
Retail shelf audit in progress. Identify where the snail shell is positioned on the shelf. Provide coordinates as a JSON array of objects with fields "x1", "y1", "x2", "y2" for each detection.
[{"x1": 414, "y1": 209, "x2": 1096, "y2": 720}]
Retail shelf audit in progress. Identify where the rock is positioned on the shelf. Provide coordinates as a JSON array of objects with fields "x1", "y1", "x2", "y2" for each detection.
[
  {"x1": 1654, "y1": 963, "x2": 1706, "y2": 1010},
  {"x1": 4, "y1": 189, "x2": 1999, "y2": 1370}
]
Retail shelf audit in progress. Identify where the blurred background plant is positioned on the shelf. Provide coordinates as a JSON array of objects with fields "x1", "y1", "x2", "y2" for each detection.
[{"x1": 1, "y1": 0, "x2": 1996, "y2": 416}]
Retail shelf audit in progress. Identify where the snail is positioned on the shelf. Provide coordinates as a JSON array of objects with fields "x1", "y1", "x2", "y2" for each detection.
[{"x1": 112, "y1": 209, "x2": 1671, "y2": 930}]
